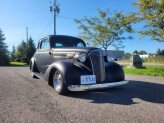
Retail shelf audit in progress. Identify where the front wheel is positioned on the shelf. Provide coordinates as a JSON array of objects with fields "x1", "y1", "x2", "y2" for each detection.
[{"x1": 53, "y1": 70, "x2": 68, "y2": 94}]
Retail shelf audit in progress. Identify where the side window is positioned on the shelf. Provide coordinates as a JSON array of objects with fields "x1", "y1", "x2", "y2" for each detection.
[
  {"x1": 77, "y1": 42, "x2": 85, "y2": 47},
  {"x1": 56, "y1": 43, "x2": 63, "y2": 47},
  {"x1": 41, "y1": 39, "x2": 50, "y2": 49}
]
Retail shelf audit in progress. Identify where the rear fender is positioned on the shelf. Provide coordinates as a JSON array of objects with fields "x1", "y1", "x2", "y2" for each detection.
[{"x1": 30, "y1": 57, "x2": 38, "y2": 72}]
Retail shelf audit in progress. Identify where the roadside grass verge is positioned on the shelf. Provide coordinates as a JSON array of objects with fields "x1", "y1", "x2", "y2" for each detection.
[
  {"x1": 118, "y1": 56, "x2": 164, "y2": 63},
  {"x1": 144, "y1": 56, "x2": 164, "y2": 63},
  {"x1": 10, "y1": 62, "x2": 28, "y2": 67},
  {"x1": 123, "y1": 65, "x2": 164, "y2": 77}
]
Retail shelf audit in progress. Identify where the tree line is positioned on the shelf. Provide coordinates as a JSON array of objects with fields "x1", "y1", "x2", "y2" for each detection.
[
  {"x1": 156, "y1": 49, "x2": 164, "y2": 56},
  {"x1": 10, "y1": 37, "x2": 36, "y2": 63},
  {"x1": 0, "y1": 28, "x2": 36, "y2": 66},
  {"x1": 0, "y1": 29, "x2": 9, "y2": 65},
  {"x1": 133, "y1": 49, "x2": 164, "y2": 56},
  {"x1": 124, "y1": 49, "x2": 164, "y2": 59}
]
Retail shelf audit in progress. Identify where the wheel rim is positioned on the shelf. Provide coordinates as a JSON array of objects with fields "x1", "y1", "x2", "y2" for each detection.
[{"x1": 53, "y1": 71, "x2": 62, "y2": 92}]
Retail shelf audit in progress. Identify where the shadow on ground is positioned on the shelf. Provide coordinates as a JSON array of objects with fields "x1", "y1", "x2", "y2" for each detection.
[{"x1": 67, "y1": 81, "x2": 164, "y2": 105}]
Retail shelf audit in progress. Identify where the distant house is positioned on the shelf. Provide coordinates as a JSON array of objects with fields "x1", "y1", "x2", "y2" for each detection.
[
  {"x1": 139, "y1": 54, "x2": 149, "y2": 59},
  {"x1": 104, "y1": 50, "x2": 124, "y2": 60}
]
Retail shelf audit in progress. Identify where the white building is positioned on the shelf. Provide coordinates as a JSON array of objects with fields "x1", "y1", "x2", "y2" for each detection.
[
  {"x1": 139, "y1": 54, "x2": 149, "y2": 59},
  {"x1": 103, "y1": 50, "x2": 124, "y2": 60}
]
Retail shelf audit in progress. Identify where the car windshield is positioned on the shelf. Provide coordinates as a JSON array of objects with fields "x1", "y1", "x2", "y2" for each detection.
[{"x1": 50, "y1": 36, "x2": 86, "y2": 48}]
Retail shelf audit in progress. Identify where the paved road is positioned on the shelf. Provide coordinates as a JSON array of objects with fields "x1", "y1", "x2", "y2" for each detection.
[{"x1": 0, "y1": 67, "x2": 164, "y2": 123}]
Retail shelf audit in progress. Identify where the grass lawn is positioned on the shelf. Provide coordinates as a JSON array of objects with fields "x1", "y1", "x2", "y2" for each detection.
[
  {"x1": 123, "y1": 65, "x2": 164, "y2": 77},
  {"x1": 118, "y1": 56, "x2": 164, "y2": 63},
  {"x1": 118, "y1": 59, "x2": 130, "y2": 62},
  {"x1": 10, "y1": 62, "x2": 28, "y2": 67}
]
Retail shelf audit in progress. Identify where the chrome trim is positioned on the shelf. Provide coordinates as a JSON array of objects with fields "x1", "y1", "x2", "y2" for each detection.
[
  {"x1": 89, "y1": 49, "x2": 105, "y2": 82},
  {"x1": 89, "y1": 49, "x2": 101, "y2": 75},
  {"x1": 68, "y1": 81, "x2": 129, "y2": 91}
]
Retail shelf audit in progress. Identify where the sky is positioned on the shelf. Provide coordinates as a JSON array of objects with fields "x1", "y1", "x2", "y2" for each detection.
[{"x1": 0, "y1": 0, "x2": 163, "y2": 53}]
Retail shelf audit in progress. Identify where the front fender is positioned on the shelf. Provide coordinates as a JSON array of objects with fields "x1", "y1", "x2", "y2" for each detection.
[
  {"x1": 105, "y1": 62, "x2": 125, "y2": 82},
  {"x1": 45, "y1": 60, "x2": 92, "y2": 86}
]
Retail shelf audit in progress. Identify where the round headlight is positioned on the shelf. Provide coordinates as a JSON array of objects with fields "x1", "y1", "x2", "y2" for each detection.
[
  {"x1": 75, "y1": 53, "x2": 87, "y2": 63},
  {"x1": 107, "y1": 55, "x2": 114, "y2": 62}
]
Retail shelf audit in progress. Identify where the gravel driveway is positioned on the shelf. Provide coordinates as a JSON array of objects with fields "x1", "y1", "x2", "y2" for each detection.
[{"x1": 0, "y1": 67, "x2": 164, "y2": 123}]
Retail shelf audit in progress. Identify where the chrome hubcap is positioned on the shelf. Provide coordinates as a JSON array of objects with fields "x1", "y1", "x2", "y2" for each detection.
[{"x1": 53, "y1": 71, "x2": 62, "y2": 91}]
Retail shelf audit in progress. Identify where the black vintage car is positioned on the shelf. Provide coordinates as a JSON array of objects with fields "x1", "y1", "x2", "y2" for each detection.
[{"x1": 30, "y1": 35, "x2": 128, "y2": 94}]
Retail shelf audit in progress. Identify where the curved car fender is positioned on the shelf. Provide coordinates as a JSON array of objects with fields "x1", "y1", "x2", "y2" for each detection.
[
  {"x1": 45, "y1": 60, "x2": 92, "y2": 86},
  {"x1": 105, "y1": 62, "x2": 125, "y2": 82},
  {"x1": 30, "y1": 57, "x2": 38, "y2": 72}
]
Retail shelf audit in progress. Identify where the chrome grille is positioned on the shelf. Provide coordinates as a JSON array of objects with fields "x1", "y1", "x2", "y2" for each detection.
[{"x1": 89, "y1": 50, "x2": 105, "y2": 82}]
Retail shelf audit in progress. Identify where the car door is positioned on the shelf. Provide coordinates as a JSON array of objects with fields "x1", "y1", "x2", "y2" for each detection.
[{"x1": 35, "y1": 38, "x2": 52, "y2": 74}]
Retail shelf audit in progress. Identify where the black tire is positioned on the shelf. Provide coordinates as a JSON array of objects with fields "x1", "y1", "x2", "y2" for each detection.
[
  {"x1": 52, "y1": 70, "x2": 68, "y2": 94},
  {"x1": 30, "y1": 61, "x2": 38, "y2": 79},
  {"x1": 31, "y1": 73, "x2": 38, "y2": 78},
  {"x1": 30, "y1": 61, "x2": 38, "y2": 72}
]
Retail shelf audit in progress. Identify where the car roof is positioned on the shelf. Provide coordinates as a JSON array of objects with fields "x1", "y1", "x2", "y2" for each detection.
[
  {"x1": 47, "y1": 35, "x2": 82, "y2": 40},
  {"x1": 38, "y1": 35, "x2": 84, "y2": 43}
]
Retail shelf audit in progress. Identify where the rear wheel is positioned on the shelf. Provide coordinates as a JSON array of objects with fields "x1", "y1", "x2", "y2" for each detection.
[
  {"x1": 53, "y1": 70, "x2": 67, "y2": 94},
  {"x1": 30, "y1": 61, "x2": 38, "y2": 78}
]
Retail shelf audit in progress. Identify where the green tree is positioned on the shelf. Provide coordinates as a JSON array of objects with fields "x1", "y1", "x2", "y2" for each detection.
[
  {"x1": 75, "y1": 9, "x2": 137, "y2": 50},
  {"x1": 0, "y1": 29, "x2": 9, "y2": 65},
  {"x1": 15, "y1": 41, "x2": 28, "y2": 63},
  {"x1": 133, "y1": 50, "x2": 138, "y2": 54},
  {"x1": 124, "y1": 52, "x2": 131, "y2": 59},
  {"x1": 157, "y1": 48, "x2": 161, "y2": 55},
  {"x1": 133, "y1": 0, "x2": 164, "y2": 42},
  {"x1": 138, "y1": 50, "x2": 147, "y2": 55},
  {"x1": 160, "y1": 50, "x2": 164, "y2": 56},
  {"x1": 15, "y1": 37, "x2": 36, "y2": 64},
  {"x1": 10, "y1": 45, "x2": 16, "y2": 61},
  {"x1": 156, "y1": 48, "x2": 164, "y2": 56},
  {"x1": 26, "y1": 37, "x2": 36, "y2": 63}
]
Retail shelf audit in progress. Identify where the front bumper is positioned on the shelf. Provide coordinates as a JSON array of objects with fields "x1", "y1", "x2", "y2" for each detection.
[{"x1": 68, "y1": 80, "x2": 129, "y2": 91}]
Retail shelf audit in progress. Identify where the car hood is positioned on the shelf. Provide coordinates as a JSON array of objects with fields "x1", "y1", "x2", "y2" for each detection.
[{"x1": 51, "y1": 47, "x2": 100, "y2": 54}]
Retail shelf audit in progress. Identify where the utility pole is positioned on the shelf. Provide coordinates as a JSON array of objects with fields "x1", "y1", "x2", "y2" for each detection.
[
  {"x1": 26, "y1": 27, "x2": 28, "y2": 42},
  {"x1": 50, "y1": 0, "x2": 60, "y2": 35}
]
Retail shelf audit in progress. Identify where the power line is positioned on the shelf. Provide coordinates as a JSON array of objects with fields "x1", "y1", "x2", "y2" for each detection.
[
  {"x1": 57, "y1": 15, "x2": 77, "y2": 20},
  {"x1": 38, "y1": 19, "x2": 53, "y2": 39}
]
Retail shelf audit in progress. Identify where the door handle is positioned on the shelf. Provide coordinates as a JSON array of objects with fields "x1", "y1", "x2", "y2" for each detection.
[{"x1": 49, "y1": 51, "x2": 52, "y2": 55}]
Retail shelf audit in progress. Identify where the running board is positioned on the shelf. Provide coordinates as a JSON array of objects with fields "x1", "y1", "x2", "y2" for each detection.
[{"x1": 32, "y1": 72, "x2": 47, "y2": 83}]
